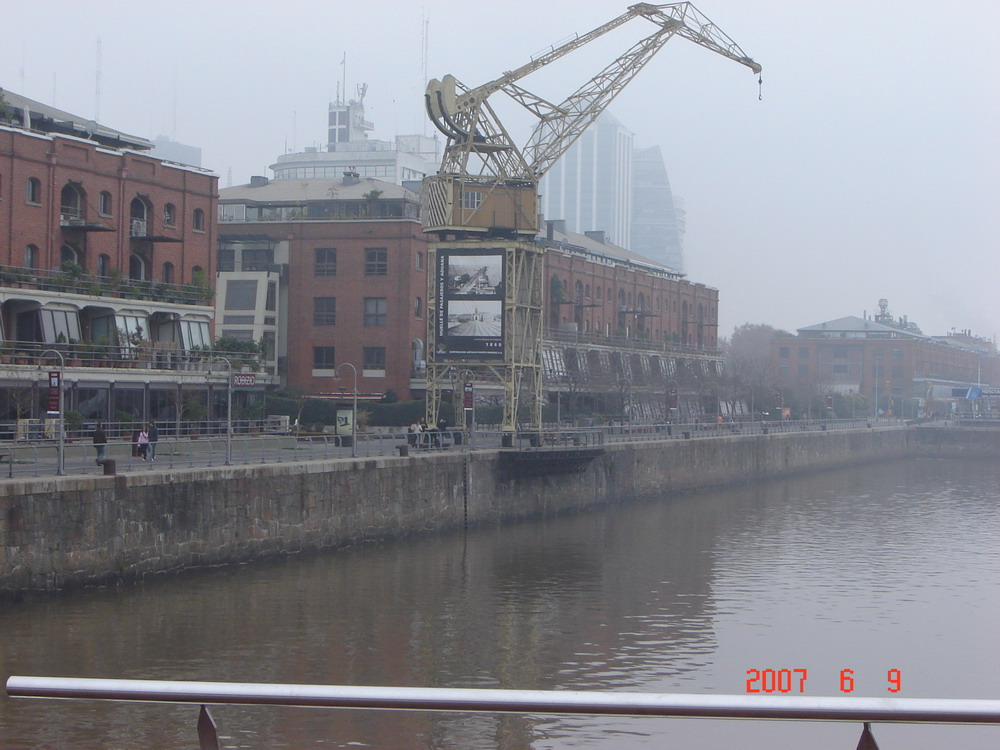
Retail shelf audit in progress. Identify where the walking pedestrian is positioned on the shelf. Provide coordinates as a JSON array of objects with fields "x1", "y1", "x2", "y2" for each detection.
[
  {"x1": 93, "y1": 422, "x2": 107, "y2": 464},
  {"x1": 136, "y1": 426, "x2": 150, "y2": 461},
  {"x1": 147, "y1": 420, "x2": 159, "y2": 462}
]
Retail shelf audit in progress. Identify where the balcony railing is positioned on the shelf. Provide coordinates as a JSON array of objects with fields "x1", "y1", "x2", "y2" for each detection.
[
  {"x1": 544, "y1": 326, "x2": 721, "y2": 357},
  {"x1": 130, "y1": 218, "x2": 148, "y2": 237},
  {"x1": 0, "y1": 264, "x2": 212, "y2": 306},
  {"x1": 0, "y1": 339, "x2": 266, "y2": 376}
]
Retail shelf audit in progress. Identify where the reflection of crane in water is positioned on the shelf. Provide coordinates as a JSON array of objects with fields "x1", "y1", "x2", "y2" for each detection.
[{"x1": 454, "y1": 266, "x2": 492, "y2": 294}]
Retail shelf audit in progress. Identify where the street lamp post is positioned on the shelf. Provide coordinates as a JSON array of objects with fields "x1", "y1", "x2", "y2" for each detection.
[
  {"x1": 335, "y1": 363, "x2": 358, "y2": 458},
  {"x1": 210, "y1": 357, "x2": 233, "y2": 465},
  {"x1": 40, "y1": 349, "x2": 65, "y2": 476}
]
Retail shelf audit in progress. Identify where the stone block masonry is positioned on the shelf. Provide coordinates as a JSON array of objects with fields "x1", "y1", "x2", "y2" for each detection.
[{"x1": 1, "y1": 427, "x2": 995, "y2": 598}]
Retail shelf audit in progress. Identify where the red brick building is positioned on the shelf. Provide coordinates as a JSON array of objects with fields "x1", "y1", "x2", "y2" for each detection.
[
  {"x1": 0, "y1": 91, "x2": 257, "y2": 428},
  {"x1": 217, "y1": 175, "x2": 429, "y2": 401},
  {"x1": 772, "y1": 301, "x2": 998, "y2": 418}
]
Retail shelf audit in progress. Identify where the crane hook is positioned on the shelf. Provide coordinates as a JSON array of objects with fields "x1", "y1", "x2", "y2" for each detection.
[{"x1": 758, "y1": 75, "x2": 763, "y2": 101}]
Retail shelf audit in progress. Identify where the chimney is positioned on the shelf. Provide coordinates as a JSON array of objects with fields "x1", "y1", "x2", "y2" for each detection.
[
  {"x1": 249, "y1": 175, "x2": 269, "y2": 187},
  {"x1": 585, "y1": 230, "x2": 606, "y2": 244},
  {"x1": 546, "y1": 219, "x2": 567, "y2": 241}
]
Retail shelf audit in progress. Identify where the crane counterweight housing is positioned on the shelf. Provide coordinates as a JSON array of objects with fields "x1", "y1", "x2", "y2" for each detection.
[{"x1": 421, "y1": 1, "x2": 761, "y2": 237}]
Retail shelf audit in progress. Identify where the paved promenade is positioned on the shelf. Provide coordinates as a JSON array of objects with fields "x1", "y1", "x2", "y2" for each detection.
[{"x1": 0, "y1": 418, "x2": 899, "y2": 479}]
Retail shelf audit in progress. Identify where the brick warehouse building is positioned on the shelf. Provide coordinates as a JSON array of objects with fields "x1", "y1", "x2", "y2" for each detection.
[
  {"x1": 772, "y1": 299, "x2": 998, "y2": 418},
  {"x1": 219, "y1": 175, "x2": 723, "y2": 421},
  {"x1": 0, "y1": 91, "x2": 270, "y2": 429},
  {"x1": 217, "y1": 174, "x2": 429, "y2": 401},
  {"x1": 539, "y1": 222, "x2": 721, "y2": 421}
]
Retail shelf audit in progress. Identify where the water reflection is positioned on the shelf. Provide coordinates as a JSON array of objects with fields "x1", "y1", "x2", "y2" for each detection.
[{"x1": 1, "y1": 457, "x2": 998, "y2": 748}]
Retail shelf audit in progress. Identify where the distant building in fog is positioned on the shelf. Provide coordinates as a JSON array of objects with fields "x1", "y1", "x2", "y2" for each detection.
[
  {"x1": 540, "y1": 113, "x2": 686, "y2": 271},
  {"x1": 150, "y1": 136, "x2": 202, "y2": 167},
  {"x1": 540, "y1": 111, "x2": 634, "y2": 249},
  {"x1": 632, "y1": 145, "x2": 686, "y2": 272}
]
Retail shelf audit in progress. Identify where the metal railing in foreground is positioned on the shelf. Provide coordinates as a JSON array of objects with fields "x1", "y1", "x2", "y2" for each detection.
[{"x1": 7, "y1": 676, "x2": 999, "y2": 750}]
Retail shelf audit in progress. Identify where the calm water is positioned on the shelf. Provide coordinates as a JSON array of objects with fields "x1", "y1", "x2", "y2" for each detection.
[{"x1": 1, "y1": 457, "x2": 998, "y2": 749}]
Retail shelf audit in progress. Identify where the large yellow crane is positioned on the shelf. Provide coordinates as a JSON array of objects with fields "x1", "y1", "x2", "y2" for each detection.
[{"x1": 423, "y1": 3, "x2": 760, "y2": 436}]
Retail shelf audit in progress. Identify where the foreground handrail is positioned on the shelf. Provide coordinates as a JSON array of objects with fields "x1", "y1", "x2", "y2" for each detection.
[{"x1": 7, "y1": 677, "x2": 1000, "y2": 724}]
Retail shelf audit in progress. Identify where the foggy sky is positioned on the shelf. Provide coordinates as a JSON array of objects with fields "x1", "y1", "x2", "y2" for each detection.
[{"x1": 4, "y1": 0, "x2": 998, "y2": 341}]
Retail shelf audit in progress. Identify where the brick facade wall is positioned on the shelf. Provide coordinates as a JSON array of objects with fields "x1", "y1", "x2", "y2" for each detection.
[{"x1": 0, "y1": 126, "x2": 216, "y2": 285}]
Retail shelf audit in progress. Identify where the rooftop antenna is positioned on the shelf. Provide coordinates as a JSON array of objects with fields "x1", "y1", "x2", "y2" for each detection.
[
  {"x1": 356, "y1": 83, "x2": 367, "y2": 106},
  {"x1": 341, "y1": 53, "x2": 347, "y2": 104},
  {"x1": 95, "y1": 37, "x2": 102, "y2": 121},
  {"x1": 421, "y1": 3, "x2": 430, "y2": 136}
]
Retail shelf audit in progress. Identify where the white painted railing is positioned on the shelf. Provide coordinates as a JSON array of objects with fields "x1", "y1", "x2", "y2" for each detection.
[{"x1": 7, "y1": 677, "x2": 1000, "y2": 749}]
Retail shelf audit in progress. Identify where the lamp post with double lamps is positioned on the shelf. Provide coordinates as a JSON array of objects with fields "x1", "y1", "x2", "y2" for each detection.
[
  {"x1": 335, "y1": 362, "x2": 358, "y2": 458},
  {"x1": 210, "y1": 356, "x2": 233, "y2": 465},
  {"x1": 40, "y1": 349, "x2": 65, "y2": 475}
]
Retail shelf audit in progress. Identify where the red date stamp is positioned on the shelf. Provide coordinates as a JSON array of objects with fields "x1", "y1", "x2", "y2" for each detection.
[{"x1": 745, "y1": 668, "x2": 902, "y2": 694}]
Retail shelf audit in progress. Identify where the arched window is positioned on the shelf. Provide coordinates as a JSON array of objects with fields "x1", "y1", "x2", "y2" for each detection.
[
  {"x1": 98, "y1": 254, "x2": 111, "y2": 277},
  {"x1": 24, "y1": 244, "x2": 39, "y2": 269},
  {"x1": 162, "y1": 262, "x2": 174, "y2": 284},
  {"x1": 60, "y1": 183, "x2": 84, "y2": 220},
  {"x1": 99, "y1": 191, "x2": 113, "y2": 216},
  {"x1": 414, "y1": 296, "x2": 423, "y2": 319},
  {"x1": 130, "y1": 197, "x2": 150, "y2": 237},
  {"x1": 129, "y1": 253, "x2": 146, "y2": 281},
  {"x1": 193, "y1": 208, "x2": 205, "y2": 232},
  {"x1": 26, "y1": 177, "x2": 41, "y2": 204},
  {"x1": 574, "y1": 280, "x2": 584, "y2": 302},
  {"x1": 60, "y1": 243, "x2": 80, "y2": 266},
  {"x1": 163, "y1": 203, "x2": 176, "y2": 227}
]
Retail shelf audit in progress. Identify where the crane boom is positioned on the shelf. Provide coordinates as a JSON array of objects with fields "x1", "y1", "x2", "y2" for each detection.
[{"x1": 425, "y1": 2, "x2": 760, "y2": 197}]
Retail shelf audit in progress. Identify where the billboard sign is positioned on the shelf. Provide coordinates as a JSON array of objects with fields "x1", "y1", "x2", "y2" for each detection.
[{"x1": 435, "y1": 249, "x2": 505, "y2": 359}]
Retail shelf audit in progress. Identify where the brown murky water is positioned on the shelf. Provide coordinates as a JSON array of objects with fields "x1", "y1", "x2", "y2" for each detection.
[{"x1": 2, "y1": 457, "x2": 998, "y2": 749}]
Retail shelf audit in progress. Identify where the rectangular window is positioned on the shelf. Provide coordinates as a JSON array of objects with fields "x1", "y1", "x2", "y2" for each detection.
[
  {"x1": 364, "y1": 247, "x2": 388, "y2": 276},
  {"x1": 833, "y1": 346, "x2": 848, "y2": 358},
  {"x1": 363, "y1": 346, "x2": 386, "y2": 374},
  {"x1": 779, "y1": 346, "x2": 790, "y2": 358},
  {"x1": 462, "y1": 190, "x2": 482, "y2": 210},
  {"x1": 313, "y1": 346, "x2": 335, "y2": 370},
  {"x1": 265, "y1": 282, "x2": 277, "y2": 312},
  {"x1": 224, "y1": 280, "x2": 258, "y2": 310},
  {"x1": 222, "y1": 315, "x2": 255, "y2": 325},
  {"x1": 218, "y1": 247, "x2": 235, "y2": 272},
  {"x1": 798, "y1": 347, "x2": 808, "y2": 358},
  {"x1": 832, "y1": 363, "x2": 849, "y2": 375},
  {"x1": 315, "y1": 247, "x2": 337, "y2": 276},
  {"x1": 313, "y1": 297, "x2": 336, "y2": 325},
  {"x1": 798, "y1": 365, "x2": 809, "y2": 376},
  {"x1": 892, "y1": 348, "x2": 904, "y2": 361},
  {"x1": 363, "y1": 297, "x2": 387, "y2": 326}
]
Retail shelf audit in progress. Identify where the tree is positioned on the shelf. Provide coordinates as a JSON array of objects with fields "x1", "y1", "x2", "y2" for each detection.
[{"x1": 724, "y1": 323, "x2": 792, "y2": 417}]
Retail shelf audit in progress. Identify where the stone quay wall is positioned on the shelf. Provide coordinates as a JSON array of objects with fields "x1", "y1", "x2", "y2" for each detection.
[{"x1": 1, "y1": 426, "x2": 995, "y2": 597}]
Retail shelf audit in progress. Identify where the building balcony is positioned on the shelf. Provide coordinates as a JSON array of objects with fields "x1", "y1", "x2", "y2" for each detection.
[
  {"x1": 544, "y1": 326, "x2": 720, "y2": 358},
  {"x1": 0, "y1": 338, "x2": 275, "y2": 384},
  {"x1": 0, "y1": 264, "x2": 212, "y2": 307}
]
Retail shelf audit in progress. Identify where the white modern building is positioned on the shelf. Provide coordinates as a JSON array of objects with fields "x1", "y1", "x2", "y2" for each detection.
[{"x1": 269, "y1": 96, "x2": 440, "y2": 186}]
